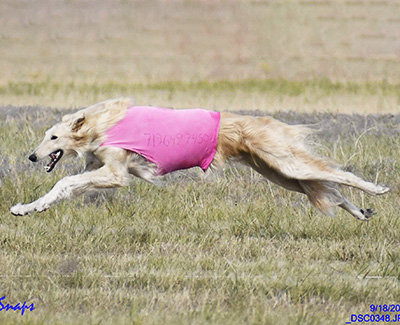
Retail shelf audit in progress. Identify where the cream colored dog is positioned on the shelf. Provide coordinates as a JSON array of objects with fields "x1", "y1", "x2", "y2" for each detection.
[{"x1": 10, "y1": 97, "x2": 389, "y2": 220}]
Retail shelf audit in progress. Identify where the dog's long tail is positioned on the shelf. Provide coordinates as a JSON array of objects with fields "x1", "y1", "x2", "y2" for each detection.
[{"x1": 214, "y1": 112, "x2": 333, "y2": 176}]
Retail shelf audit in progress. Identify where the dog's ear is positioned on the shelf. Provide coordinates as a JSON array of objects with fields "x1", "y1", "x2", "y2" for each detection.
[
  {"x1": 71, "y1": 114, "x2": 86, "y2": 132},
  {"x1": 62, "y1": 112, "x2": 86, "y2": 132}
]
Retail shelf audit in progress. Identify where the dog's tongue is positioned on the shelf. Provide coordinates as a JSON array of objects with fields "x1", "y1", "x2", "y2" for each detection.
[
  {"x1": 45, "y1": 152, "x2": 59, "y2": 172},
  {"x1": 45, "y1": 160, "x2": 55, "y2": 172}
]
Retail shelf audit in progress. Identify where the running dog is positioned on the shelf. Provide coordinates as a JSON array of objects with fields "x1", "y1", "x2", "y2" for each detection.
[{"x1": 10, "y1": 97, "x2": 390, "y2": 220}]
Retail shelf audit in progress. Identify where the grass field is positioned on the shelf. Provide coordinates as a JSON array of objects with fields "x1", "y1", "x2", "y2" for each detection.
[
  {"x1": 1, "y1": 0, "x2": 400, "y2": 324},
  {"x1": 0, "y1": 106, "x2": 399, "y2": 324}
]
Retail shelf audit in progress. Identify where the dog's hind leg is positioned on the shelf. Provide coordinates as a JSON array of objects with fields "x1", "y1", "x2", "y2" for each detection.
[
  {"x1": 299, "y1": 180, "x2": 374, "y2": 220},
  {"x1": 246, "y1": 158, "x2": 377, "y2": 220},
  {"x1": 297, "y1": 180, "x2": 344, "y2": 217},
  {"x1": 244, "y1": 153, "x2": 378, "y2": 219},
  {"x1": 243, "y1": 155, "x2": 305, "y2": 193},
  {"x1": 246, "y1": 141, "x2": 389, "y2": 196},
  {"x1": 245, "y1": 155, "x2": 337, "y2": 216},
  {"x1": 251, "y1": 149, "x2": 388, "y2": 216},
  {"x1": 300, "y1": 166, "x2": 389, "y2": 196},
  {"x1": 339, "y1": 198, "x2": 375, "y2": 221}
]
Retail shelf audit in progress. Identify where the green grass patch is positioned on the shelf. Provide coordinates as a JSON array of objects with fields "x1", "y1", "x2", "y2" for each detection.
[{"x1": 2, "y1": 78, "x2": 400, "y2": 98}]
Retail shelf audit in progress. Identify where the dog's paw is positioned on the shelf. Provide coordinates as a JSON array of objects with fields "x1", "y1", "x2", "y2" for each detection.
[
  {"x1": 365, "y1": 184, "x2": 390, "y2": 196},
  {"x1": 11, "y1": 200, "x2": 50, "y2": 216},
  {"x1": 375, "y1": 185, "x2": 390, "y2": 195},
  {"x1": 353, "y1": 208, "x2": 375, "y2": 221},
  {"x1": 361, "y1": 208, "x2": 375, "y2": 220},
  {"x1": 10, "y1": 203, "x2": 31, "y2": 216}
]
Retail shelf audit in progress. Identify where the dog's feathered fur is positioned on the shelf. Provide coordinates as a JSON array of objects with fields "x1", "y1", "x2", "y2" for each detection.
[{"x1": 11, "y1": 97, "x2": 389, "y2": 220}]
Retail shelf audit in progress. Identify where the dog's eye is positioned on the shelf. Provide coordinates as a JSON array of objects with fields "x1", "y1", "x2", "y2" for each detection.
[{"x1": 51, "y1": 136, "x2": 58, "y2": 140}]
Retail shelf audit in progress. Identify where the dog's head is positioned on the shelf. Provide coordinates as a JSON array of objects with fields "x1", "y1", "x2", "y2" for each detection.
[
  {"x1": 28, "y1": 113, "x2": 87, "y2": 172},
  {"x1": 28, "y1": 97, "x2": 135, "y2": 172}
]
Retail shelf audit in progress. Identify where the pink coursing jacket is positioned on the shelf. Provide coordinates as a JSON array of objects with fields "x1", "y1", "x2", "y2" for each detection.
[{"x1": 101, "y1": 106, "x2": 221, "y2": 175}]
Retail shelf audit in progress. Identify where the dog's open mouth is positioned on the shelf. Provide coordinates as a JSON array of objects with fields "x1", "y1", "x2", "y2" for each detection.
[{"x1": 45, "y1": 150, "x2": 63, "y2": 172}]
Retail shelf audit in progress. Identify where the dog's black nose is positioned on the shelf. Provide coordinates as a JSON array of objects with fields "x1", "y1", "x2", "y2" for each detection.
[{"x1": 28, "y1": 153, "x2": 37, "y2": 162}]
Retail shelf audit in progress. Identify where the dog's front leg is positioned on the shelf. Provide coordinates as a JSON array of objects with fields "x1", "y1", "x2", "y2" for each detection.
[
  {"x1": 10, "y1": 165, "x2": 128, "y2": 216},
  {"x1": 84, "y1": 152, "x2": 104, "y2": 172}
]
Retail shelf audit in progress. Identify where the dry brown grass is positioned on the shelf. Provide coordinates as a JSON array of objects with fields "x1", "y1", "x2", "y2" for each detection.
[
  {"x1": 2, "y1": 0, "x2": 400, "y2": 83},
  {"x1": 1, "y1": 2, "x2": 400, "y2": 323},
  {"x1": 0, "y1": 106, "x2": 399, "y2": 324}
]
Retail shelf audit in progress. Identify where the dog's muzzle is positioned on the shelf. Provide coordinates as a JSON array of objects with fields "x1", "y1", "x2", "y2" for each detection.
[{"x1": 29, "y1": 153, "x2": 37, "y2": 162}]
